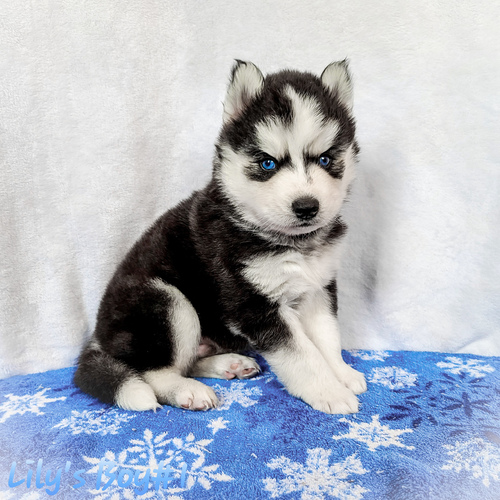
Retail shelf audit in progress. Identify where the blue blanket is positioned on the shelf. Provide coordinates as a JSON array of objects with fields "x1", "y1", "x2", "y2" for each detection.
[{"x1": 0, "y1": 350, "x2": 499, "y2": 499}]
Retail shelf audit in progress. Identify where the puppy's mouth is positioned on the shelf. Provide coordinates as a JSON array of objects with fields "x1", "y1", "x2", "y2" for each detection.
[
  {"x1": 271, "y1": 219, "x2": 324, "y2": 236},
  {"x1": 234, "y1": 203, "x2": 327, "y2": 237}
]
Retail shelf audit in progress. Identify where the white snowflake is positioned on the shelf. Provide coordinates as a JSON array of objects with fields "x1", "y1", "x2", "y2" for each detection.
[
  {"x1": 332, "y1": 415, "x2": 415, "y2": 452},
  {"x1": 369, "y1": 366, "x2": 417, "y2": 390},
  {"x1": 442, "y1": 438, "x2": 500, "y2": 487},
  {"x1": 0, "y1": 490, "x2": 42, "y2": 500},
  {"x1": 53, "y1": 409, "x2": 136, "y2": 435},
  {"x1": 0, "y1": 389, "x2": 66, "y2": 423},
  {"x1": 85, "y1": 484, "x2": 137, "y2": 500},
  {"x1": 436, "y1": 357, "x2": 495, "y2": 378},
  {"x1": 207, "y1": 417, "x2": 229, "y2": 435},
  {"x1": 349, "y1": 350, "x2": 390, "y2": 362},
  {"x1": 212, "y1": 381, "x2": 262, "y2": 410},
  {"x1": 262, "y1": 448, "x2": 368, "y2": 500},
  {"x1": 83, "y1": 428, "x2": 233, "y2": 498}
]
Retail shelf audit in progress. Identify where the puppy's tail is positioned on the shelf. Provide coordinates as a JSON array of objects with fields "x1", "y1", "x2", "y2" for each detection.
[{"x1": 73, "y1": 341, "x2": 160, "y2": 411}]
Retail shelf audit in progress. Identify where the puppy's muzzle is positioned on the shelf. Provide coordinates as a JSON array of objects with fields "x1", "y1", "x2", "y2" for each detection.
[{"x1": 292, "y1": 196, "x2": 319, "y2": 221}]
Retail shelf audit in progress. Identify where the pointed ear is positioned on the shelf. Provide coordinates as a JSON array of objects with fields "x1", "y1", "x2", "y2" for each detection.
[
  {"x1": 223, "y1": 60, "x2": 264, "y2": 124},
  {"x1": 321, "y1": 59, "x2": 353, "y2": 109}
]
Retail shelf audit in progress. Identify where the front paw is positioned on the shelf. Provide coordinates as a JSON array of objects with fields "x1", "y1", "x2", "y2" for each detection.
[
  {"x1": 303, "y1": 386, "x2": 359, "y2": 414},
  {"x1": 336, "y1": 365, "x2": 367, "y2": 395}
]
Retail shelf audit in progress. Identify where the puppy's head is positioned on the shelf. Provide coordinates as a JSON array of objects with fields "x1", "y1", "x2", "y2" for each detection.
[{"x1": 215, "y1": 60, "x2": 358, "y2": 236}]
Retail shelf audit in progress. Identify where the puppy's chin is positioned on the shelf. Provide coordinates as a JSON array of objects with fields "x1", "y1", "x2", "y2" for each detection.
[{"x1": 266, "y1": 220, "x2": 325, "y2": 236}]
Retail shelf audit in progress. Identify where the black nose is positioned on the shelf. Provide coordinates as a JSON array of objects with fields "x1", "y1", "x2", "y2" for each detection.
[{"x1": 292, "y1": 196, "x2": 319, "y2": 220}]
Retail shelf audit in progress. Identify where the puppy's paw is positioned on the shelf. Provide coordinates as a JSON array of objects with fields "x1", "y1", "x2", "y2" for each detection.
[
  {"x1": 335, "y1": 364, "x2": 367, "y2": 395},
  {"x1": 189, "y1": 353, "x2": 260, "y2": 380},
  {"x1": 304, "y1": 386, "x2": 359, "y2": 415},
  {"x1": 222, "y1": 354, "x2": 261, "y2": 380},
  {"x1": 173, "y1": 379, "x2": 219, "y2": 411}
]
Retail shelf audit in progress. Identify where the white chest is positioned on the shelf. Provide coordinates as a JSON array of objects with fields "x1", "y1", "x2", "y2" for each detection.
[{"x1": 242, "y1": 241, "x2": 344, "y2": 304}]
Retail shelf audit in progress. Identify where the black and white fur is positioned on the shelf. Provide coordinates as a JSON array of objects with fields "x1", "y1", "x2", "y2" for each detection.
[{"x1": 74, "y1": 60, "x2": 367, "y2": 414}]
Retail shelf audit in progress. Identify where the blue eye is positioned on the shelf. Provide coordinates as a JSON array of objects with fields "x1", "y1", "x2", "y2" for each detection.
[
  {"x1": 319, "y1": 155, "x2": 331, "y2": 167},
  {"x1": 261, "y1": 159, "x2": 276, "y2": 170}
]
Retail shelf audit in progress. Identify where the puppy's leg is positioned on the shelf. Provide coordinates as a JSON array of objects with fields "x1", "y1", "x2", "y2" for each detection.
[
  {"x1": 189, "y1": 353, "x2": 260, "y2": 380},
  {"x1": 110, "y1": 279, "x2": 218, "y2": 411},
  {"x1": 140, "y1": 280, "x2": 219, "y2": 410},
  {"x1": 143, "y1": 368, "x2": 219, "y2": 410},
  {"x1": 262, "y1": 306, "x2": 359, "y2": 414},
  {"x1": 299, "y1": 287, "x2": 367, "y2": 395}
]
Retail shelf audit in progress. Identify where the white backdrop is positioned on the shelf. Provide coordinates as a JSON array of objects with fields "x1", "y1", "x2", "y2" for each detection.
[{"x1": 1, "y1": 1, "x2": 499, "y2": 378}]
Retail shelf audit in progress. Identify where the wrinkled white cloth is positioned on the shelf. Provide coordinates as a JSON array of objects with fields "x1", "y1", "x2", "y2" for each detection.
[{"x1": 1, "y1": 1, "x2": 499, "y2": 378}]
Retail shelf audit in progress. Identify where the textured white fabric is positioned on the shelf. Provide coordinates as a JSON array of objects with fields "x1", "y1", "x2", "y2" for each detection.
[{"x1": 1, "y1": 1, "x2": 499, "y2": 378}]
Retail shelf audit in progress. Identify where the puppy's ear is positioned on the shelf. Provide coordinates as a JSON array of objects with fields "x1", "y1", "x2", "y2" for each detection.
[
  {"x1": 321, "y1": 59, "x2": 353, "y2": 109},
  {"x1": 223, "y1": 60, "x2": 264, "y2": 124}
]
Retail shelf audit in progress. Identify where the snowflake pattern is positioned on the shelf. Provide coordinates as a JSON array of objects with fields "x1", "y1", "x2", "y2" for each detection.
[
  {"x1": 53, "y1": 409, "x2": 136, "y2": 435},
  {"x1": 212, "y1": 381, "x2": 262, "y2": 410},
  {"x1": 207, "y1": 417, "x2": 229, "y2": 435},
  {"x1": 437, "y1": 357, "x2": 495, "y2": 378},
  {"x1": 263, "y1": 448, "x2": 368, "y2": 500},
  {"x1": 1, "y1": 351, "x2": 499, "y2": 500},
  {"x1": 442, "y1": 438, "x2": 500, "y2": 487},
  {"x1": 441, "y1": 391, "x2": 493, "y2": 418},
  {"x1": 0, "y1": 389, "x2": 66, "y2": 423},
  {"x1": 0, "y1": 491, "x2": 42, "y2": 500},
  {"x1": 349, "y1": 351, "x2": 390, "y2": 362},
  {"x1": 332, "y1": 415, "x2": 415, "y2": 452},
  {"x1": 83, "y1": 429, "x2": 233, "y2": 498},
  {"x1": 369, "y1": 367, "x2": 417, "y2": 390},
  {"x1": 380, "y1": 382, "x2": 443, "y2": 429}
]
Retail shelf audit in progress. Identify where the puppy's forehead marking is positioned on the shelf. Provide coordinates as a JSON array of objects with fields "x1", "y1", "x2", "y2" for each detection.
[
  {"x1": 255, "y1": 117, "x2": 289, "y2": 160},
  {"x1": 255, "y1": 86, "x2": 340, "y2": 160}
]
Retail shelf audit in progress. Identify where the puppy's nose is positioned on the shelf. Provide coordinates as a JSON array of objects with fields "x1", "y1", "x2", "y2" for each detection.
[{"x1": 292, "y1": 196, "x2": 319, "y2": 220}]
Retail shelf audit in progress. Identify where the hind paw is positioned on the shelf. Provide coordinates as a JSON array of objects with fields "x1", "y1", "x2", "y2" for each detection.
[
  {"x1": 223, "y1": 354, "x2": 261, "y2": 380},
  {"x1": 173, "y1": 379, "x2": 219, "y2": 411},
  {"x1": 189, "y1": 353, "x2": 261, "y2": 380}
]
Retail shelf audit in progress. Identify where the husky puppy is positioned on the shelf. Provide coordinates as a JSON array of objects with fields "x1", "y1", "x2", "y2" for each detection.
[{"x1": 74, "y1": 60, "x2": 367, "y2": 414}]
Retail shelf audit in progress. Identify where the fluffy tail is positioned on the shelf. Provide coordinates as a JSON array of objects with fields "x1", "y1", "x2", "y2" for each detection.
[{"x1": 73, "y1": 342, "x2": 160, "y2": 411}]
